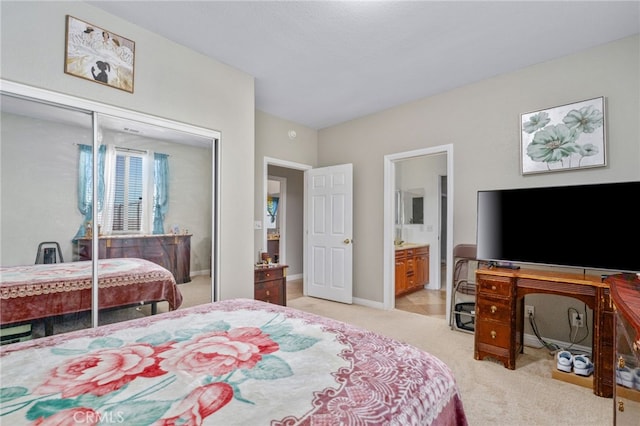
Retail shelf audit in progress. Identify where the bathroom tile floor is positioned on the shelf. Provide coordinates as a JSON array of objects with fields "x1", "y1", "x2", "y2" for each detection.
[{"x1": 395, "y1": 289, "x2": 446, "y2": 319}]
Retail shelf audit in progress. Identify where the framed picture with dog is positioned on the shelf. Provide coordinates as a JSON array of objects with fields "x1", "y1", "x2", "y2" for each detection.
[{"x1": 64, "y1": 15, "x2": 135, "y2": 93}]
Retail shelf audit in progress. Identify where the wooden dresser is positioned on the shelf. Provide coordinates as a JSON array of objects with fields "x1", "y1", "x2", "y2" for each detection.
[
  {"x1": 254, "y1": 264, "x2": 288, "y2": 306},
  {"x1": 607, "y1": 274, "x2": 640, "y2": 424},
  {"x1": 394, "y1": 245, "x2": 429, "y2": 296},
  {"x1": 76, "y1": 234, "x2": 191, "y2": 283}
]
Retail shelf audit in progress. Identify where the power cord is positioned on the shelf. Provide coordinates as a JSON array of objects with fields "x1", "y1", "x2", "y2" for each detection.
[
  {"x1": 527, "y1": 312, "x2": 562, "y2": 355},
  {"x1": 527, "y1": 306, "x2": 590, "y2": 358}
]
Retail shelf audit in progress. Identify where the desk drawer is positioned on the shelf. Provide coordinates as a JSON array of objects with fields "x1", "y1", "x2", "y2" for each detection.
[
  {"x1": 255, "y1": 268, "x2": 284, "y2": 282},
  {"x1": 477, "y1": 276, "x2": 512, "y2": 297},
  {"x1": 476, "y1": 319, "x2": 511, "y2": 349},
  {"x1": 476, "y1": 297, "x2": 511, "y2": 323}
]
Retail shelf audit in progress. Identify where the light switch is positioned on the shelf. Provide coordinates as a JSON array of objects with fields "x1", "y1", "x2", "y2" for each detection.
[{"x1": 254, "y1": 220, "x2": 262, "y2": 230}]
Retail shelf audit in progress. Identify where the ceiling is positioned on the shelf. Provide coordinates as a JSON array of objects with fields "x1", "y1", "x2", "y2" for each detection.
[{"x1": 89, "y1": 1, "x2": 640, "y2": 130}]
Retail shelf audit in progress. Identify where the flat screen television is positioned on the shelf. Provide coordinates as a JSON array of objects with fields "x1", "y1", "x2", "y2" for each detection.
[{"x1": 476, "y1": 181, "x2": 640, "y2": 273}]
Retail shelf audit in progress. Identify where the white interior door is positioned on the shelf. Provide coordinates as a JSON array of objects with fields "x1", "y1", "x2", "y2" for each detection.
[{"x1": 305, "y1": 163, "x2": 353, "y2": 304}]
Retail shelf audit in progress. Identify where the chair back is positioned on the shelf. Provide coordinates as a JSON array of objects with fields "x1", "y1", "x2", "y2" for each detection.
[
  {"x1": 35, "y1": 241, "x2": 64, "y2": 264},
  {"x1": 453, "y1": 244, "x2": 478, "y2": 294}
]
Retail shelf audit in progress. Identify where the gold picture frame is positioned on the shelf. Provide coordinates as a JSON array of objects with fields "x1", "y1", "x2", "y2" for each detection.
[{"x1": 64, "y1": 15, "x2": 135, "y2": 93}]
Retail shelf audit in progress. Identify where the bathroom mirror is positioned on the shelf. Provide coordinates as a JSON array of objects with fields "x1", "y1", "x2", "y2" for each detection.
[{"x1": 402, "y1": 188, "x2": 424, "y2": 224}]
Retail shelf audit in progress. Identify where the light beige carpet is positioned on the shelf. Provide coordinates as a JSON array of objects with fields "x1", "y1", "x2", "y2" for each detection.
[{"x1": 287, "y1": 296, "x2": 613, "y2": 426}]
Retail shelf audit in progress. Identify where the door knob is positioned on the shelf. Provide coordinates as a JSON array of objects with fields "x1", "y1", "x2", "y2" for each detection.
[{"x1": 344, "y1": 238, "x2": 352, "y2": 244}]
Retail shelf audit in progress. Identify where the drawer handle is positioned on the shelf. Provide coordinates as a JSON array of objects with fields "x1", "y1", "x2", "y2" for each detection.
[
  {"x1": 618, "y1": 356, "x2": 625, "y2": 369},
  {"x1": 265, "y1": 273, "x2": 270, "y2": 277},
  {"x1": 490, "y1": 305, "x2": 497, "y2": 314},
  {"x1": 491, "y1": 285, "x2": 497, "y2": 291},
  {"x1": 491, "y1": 331, "x2": 497, "y2": 339},
  {"x1": 618, "y1": 400, "x2": 624, "y2": 412},
  {"x1": 266, "y1": 290, "x2": 270, "y2": 296}
]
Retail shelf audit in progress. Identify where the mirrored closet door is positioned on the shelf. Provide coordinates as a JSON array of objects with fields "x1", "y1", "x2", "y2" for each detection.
[{"x1": 1, "y1": 86, "x2": 218, "y2": 342}]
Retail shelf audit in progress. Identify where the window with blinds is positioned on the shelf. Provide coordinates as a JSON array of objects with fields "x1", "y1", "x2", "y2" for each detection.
[{"x1": 112, "y1": 151, "x2": 144, "y2": 232}]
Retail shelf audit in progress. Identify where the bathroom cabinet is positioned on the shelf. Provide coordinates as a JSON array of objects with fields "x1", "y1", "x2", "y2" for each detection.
[{"x1": 395, "y1": 245, "x2": 429, "y2": 296}]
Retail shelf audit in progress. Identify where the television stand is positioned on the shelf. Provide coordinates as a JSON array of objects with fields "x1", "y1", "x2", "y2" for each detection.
[{"x1": 474, "y1": 267, "x2": 613, "y2": 398}]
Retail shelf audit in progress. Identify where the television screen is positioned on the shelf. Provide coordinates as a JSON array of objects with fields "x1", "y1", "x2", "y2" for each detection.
[{"x1": 476, "y1": 181, "x2": 640, "y2": 273}]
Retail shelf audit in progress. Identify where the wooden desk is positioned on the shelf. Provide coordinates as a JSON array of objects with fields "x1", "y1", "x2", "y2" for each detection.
[{"x1": 475, "y1": 267, "x2": 613, "y2": 397}]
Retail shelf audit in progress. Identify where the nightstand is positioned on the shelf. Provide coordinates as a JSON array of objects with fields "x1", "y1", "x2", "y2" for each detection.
[{"x1": 254, "y1": 264, "x2": 288, "y2": 306}]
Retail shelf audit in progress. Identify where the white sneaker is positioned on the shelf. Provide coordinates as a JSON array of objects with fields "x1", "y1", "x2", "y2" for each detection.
[
  {"x1": 573, "y1": 355, "x2": 594, "y2": 376},
  {"x1": 616, "y1": 366, "x2": 634, "y2": 388},
  {"x1": 556, "y1": 350, "x2": 573, "y2": 373}
]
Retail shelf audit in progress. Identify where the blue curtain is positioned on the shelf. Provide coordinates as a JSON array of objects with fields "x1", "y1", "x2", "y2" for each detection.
[
  {"x1": 74, "y1": 144, "x2": 106, "y2": 239},
  {"x1": 267, "y1": 196, "x2": 279, "y2": 224},
  {"x1": 153, "y1": 153, "x2": 170, "y2": 234}
]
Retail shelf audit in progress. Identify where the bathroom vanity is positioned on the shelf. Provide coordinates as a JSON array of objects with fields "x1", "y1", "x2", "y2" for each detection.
[{"x1": 394, "y1": 244, "x2": 429, "y2": 296}]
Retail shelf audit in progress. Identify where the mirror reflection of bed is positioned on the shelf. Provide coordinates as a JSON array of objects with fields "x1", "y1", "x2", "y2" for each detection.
[{"x1": 0, "y1": 93, "x2": 215, "y2": 340}]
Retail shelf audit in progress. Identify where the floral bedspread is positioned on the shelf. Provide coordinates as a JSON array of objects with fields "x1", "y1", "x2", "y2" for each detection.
[
  {"x1": 0, "y1": 258, "x2": 182, "y2": 326},
  {"x1": 0, "y1": 299, "x2": 467, "y2": 425}
]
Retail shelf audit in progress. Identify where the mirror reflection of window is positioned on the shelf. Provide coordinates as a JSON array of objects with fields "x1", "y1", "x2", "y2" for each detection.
[{"x1": 112, "y1": 149, "x2": 144, "y2": 232}]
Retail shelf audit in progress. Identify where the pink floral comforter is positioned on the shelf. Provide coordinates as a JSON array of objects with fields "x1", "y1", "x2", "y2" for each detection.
[{"x1": 0, "y1": 299, "x2": 467, "y2": 425}]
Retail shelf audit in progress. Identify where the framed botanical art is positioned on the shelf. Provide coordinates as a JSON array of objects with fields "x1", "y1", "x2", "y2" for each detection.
[
  {"x1": 520, "y1": 97, "x2": 606, "y2": 175},
  {"x1": 64, "y1": 15, "x2": 135, "y2": 93}
]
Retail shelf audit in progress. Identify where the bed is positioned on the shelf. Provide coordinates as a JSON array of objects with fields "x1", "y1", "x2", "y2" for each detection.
[
  {"x1": 0, "y1": 298, "x2": 467, "y2": 425},
  {"x1": 0, "y1": 258, "x2": 183, "y2": 335}
]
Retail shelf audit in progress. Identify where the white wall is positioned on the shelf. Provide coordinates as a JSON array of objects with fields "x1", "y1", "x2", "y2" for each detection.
[
  {"x1": 1, "y1": 2, "x2": 256, "y2": 299},
  {"x1": 316, "y1": 35, "x2": 639, "y2": 341}
]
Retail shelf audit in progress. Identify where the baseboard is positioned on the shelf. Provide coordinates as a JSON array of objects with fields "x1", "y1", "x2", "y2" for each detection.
[
  {"x1": 287, "y1": 273, "x2": 302, "y2": 281},
  {"x1": 523, "y1": 333, "x2": 591, "y2": 354},
  {"x1": 352, "y1": 297, "x2": 384, "y2": 310}
]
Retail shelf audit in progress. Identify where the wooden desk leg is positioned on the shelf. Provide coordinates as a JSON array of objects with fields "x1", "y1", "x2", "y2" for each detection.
[
  {"x1": 593, "y1": 286, "x2": 614, "y2": 398},
  {"x1": 518, "y1": 296, "x2": 525, "y2": 354}
]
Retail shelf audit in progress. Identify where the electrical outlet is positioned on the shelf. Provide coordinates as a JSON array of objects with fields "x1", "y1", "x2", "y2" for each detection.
[
  {"x1": 525, "y1": 305, "x2": 534, "y2": 318},
  {"x1": 571, "y1": 312, "x2": 584, "y2": 328}
]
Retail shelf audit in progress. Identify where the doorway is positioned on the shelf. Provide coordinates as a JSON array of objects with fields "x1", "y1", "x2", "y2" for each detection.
[
  {"x1": 266, "y1": 176, "x2": 286, "y2": 264},
  {"x1": 383, "y1": 145, "x2": 454, "y2": 322},
  {"x1": 262, "y1": 158, "x2": 354, "y2": 304},
  {"x1": 263, "y1": 158, "x2": 311, "y2": 299}
]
